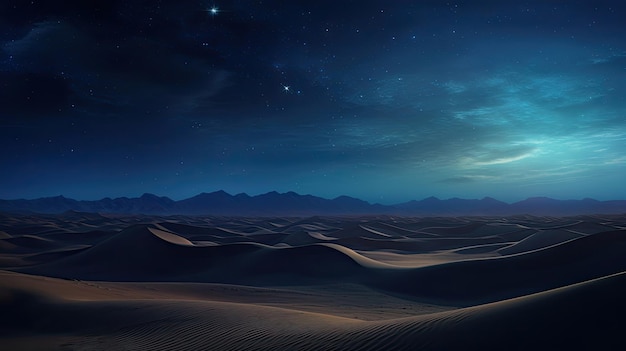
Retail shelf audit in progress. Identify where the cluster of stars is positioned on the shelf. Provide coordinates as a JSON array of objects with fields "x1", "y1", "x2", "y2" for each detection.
[{"x1": 282, "y1": 84, "x2": 302, "y2": 95}]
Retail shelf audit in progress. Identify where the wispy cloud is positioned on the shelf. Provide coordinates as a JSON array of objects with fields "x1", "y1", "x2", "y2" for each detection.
[
  {"x1": 472, "y1": 151, "x2": 536, "y2": 166},
  {"x1": 440, "y1": 175, "x2": 497, "y2": 183},
  {"x1": 604, "y1": 156, "x2": 626, "y2": 165},
  {"x1": 459, "y1": 144, "x2": 538, "y2": 168}
]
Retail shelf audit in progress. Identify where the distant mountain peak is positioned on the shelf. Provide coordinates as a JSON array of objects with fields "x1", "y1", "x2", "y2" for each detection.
[
  {"x1": 211, "y1": 190, "x2": 231, "y2": 195},
  {"x1": 333, "y1": 195, "x2": 368, "y2": 204},
  {"x1": 523, "y1": 196, "x2": 554, "y2": 202},
  {"x1": 334, "y1": 195, "x2": 356, "y2": 199},
  {"x1": 192, "y1": 190, "x2": 231, "y2": 198}
]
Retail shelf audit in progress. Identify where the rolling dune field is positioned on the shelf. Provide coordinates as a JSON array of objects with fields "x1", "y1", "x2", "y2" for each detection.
[{"x1": 1, "y1": 213, "x2": 625, "y2": 350}]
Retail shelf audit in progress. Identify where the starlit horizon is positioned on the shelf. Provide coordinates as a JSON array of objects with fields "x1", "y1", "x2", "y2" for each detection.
[{"x1": 1, "y1": 1, "x2": 626, "y2": 204}]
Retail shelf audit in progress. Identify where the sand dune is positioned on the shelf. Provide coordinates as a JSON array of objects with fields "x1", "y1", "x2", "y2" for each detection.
[
  {"x1": 25, "y1": 245, "x2": 91, "y2": 264},
  {"x1": 371, "y1": 229, "x2": 626, "y2": 305},
  {"x1": 359, "y1": 221, "x2": 437, "y2": 237},
  {"x1": 155, "y1": 222, "x2": 245, "y2": 237},
  {"x1": 450, "y1": 242, "x2": 512, "y2": 254},
  {"x1": 3, "y1": 235, "x2": 58, "y2": 250},
  {"x1": 2, "y1": 269, "x2": 624, "y2": 350},
  {"x1": 14, "y1": 220, "x2": 626, "y2": 307},
  {"x1": 278, "y1": 230, "x2": 327, "y2": 246},
  {"x1": 18, "y1": 225, "x2": 375, "y2": 285},
  {"x1": 2, "y1": 214, "x2": 626, "y2": 350},
  {"x1": 307, "y1": 231, "x2": 337, "y2": 241},
  {"x1": 40, "y1": 230, "x2": 114, "y2": 245},
  {"x1": 328, "y1": 223, "x2": 405, "y2": 239},
  {"x1": 148, "y1": 227, "x2": 194, "y2": 246},
  {"x1": 498, "y1": 229, "x2": 584, "y2": 255}
]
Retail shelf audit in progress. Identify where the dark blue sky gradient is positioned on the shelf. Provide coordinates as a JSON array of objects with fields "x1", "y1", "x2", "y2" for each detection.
[{"x1": 1, "y1": 1, "x2": 626, "y2": 203}]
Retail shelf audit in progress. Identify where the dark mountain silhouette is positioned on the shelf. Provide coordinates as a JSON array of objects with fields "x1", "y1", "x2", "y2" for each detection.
[
  {"x1": 1, "y1": 191, "x2": 626, "y2": 216},
  {"x1": 394, "y1": 196, "x2": 510, "y2": 215}
]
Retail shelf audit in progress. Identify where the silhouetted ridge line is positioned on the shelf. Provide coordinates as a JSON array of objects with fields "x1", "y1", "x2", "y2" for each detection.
[{"x1": 1, "y1": 191, "x2": 626, "y2": 216}]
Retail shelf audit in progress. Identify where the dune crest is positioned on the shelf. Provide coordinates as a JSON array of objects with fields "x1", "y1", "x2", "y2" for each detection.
[{"x1": 148, "y1": 227, "x2": 194, "y2": 246}]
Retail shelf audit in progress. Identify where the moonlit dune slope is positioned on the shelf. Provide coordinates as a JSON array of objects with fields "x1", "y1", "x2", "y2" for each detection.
[{"x1": 2, "y1": 270, "x2": 624, "y2": 350}]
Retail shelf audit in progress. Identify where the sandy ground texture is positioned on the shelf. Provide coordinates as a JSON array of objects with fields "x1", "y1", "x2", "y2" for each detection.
[{"x1": 1, "y1": 213, "x2": 625, "y2": 350}]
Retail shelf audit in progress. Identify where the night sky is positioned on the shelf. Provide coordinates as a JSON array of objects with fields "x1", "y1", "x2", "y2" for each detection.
[{"x1": 2, "y1": 1, "x2": 626, "y2": 203}]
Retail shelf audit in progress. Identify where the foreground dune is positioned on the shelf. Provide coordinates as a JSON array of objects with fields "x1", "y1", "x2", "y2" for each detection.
[
  {"x1": 1, "y1": 269, "x2": 624, "y2": 350},
  {"x1": 1, "y1": 214, "x2": 625, "y2": 349}
]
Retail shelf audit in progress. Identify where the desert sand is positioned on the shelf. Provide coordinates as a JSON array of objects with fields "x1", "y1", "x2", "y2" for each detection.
[{"x1": 1, "y1": 212, "x2": 625, "y2": 350}]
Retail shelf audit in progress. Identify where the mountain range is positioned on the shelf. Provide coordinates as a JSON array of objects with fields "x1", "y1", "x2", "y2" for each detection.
[{"x1": 1, "y1": 191, "x2": 626, "y2": 216}]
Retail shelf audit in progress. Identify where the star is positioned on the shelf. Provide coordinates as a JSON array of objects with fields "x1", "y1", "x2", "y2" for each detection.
[
  {"x1": 209, "y1": 6, "x2": 219, "y2": 16},
  {"x1": 283, "y1": 85, "x2": 290, "y2": 92}
]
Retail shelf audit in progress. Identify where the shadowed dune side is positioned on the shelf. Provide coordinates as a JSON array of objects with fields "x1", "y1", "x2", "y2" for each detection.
[
  {"x1": 329, "y1": 223, "x2": 535, "y2": 253},
  {"x1": 280, "y1": 223, "x2": 336, "y2": 233},
  {"x1": 332, "y1": 235, "x2": 511, "y2": 253},
  {"x1": 25, "y1": 246, "x2": 91, "y2": 264},
  {"x1": 334, "y1": 236, "x2": 426, "y2": 251},
  {"x1": 415, "y1": 222, "x2": 485, "y2": 236},
  {"x1": 450, "y1": 242, "x2": 512, "y2": 255},
  {"x1": 183, "y1": 234, "x2": 248, "y2": 244},
  {"x1": 399, "y1": 236, "x2": 510, "y2": 252},
  {"x1": 280, "y1": 218, "x2": 343, "y2": 233},
  {"x1": 329, "y1": 223, "x2": 406, "y2": 240},
  {"x1": 17, "y1": 225, "x2": 372, "y2": 285},
  {"x1": 520, "y1": 218, "x2": 620, "y2": 234},
  {"x1": 39, "y1": 230, "x2": 115, "y2": 246},
  {"x1": 270, "y1": 230, "x2": 332, "y2": 246},
  {"x1": 18, "y1": 225, "x2": 261, "y2": 281},
  {"x1": 0, "y1": 235, "x2": 70, "y2": 265},
  {"x1": 357, "y1": 221, "x2": 436, "y2": 238},
  {"x1": 0, "y1": 238, "x2": 18, "y2": 253},
  {"x1": 2, "y1": 235, "x2": 58, "y2": 250},
  {"x1": 375, "y1": 270, "x2": 626, "y2": 350},
  {"x1": 1, "y1": 270, "x2": 624, "y2": 350},
  {"x1": 564, "y1": 220, "x2": 619, "y2": 234},
  {"x1": 370, "y1": 229, "x2": 626, "y2": 305},
  {"x1": 241, "y1": 232, "x2": 291, "y2": 246},
  {"x1": 498, "y1": 229, "x2": 584, "y2": 255},
  {"x1": 155, "y1": 222, "x2": 246, "y2": 238},
  {"x1": 307, "y1": 232, "x2": 337, "y2": 241},
  {"x1": 230, "y1": 243, "x2": 383, "y2": 285},
  {"x1": 421, "y1": 270, "x2": 626, "y2": 349},
  {"x1": 0, "y1": 224, "x2": 69, "y2": 237}
]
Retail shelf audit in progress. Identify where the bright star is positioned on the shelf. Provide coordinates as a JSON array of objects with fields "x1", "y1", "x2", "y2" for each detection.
[
  {"x1": 283, "y1": 85, "x2": 290, "y2": 92},
  {"x1": 209, "y1": 6, "x2": 219, "y2": 15}
]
